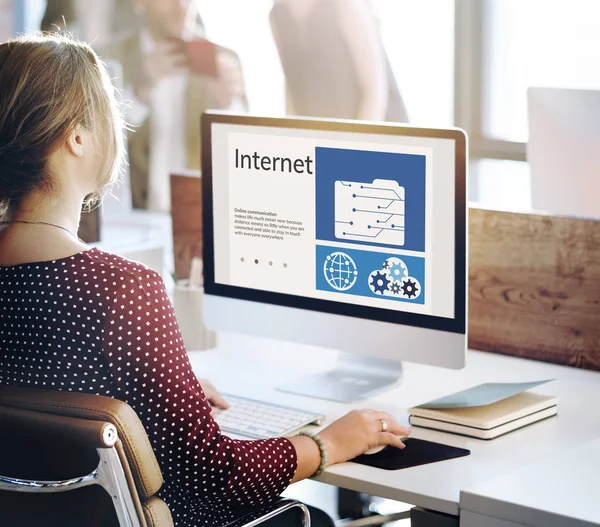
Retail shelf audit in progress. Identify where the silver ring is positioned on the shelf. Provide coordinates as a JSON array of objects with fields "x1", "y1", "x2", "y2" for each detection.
[{"x1": 380, "y1": 419, "x2": 388, "y2": 432}]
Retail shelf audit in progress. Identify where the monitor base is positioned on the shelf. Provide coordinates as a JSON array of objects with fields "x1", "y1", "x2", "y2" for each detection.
[{"x1": 277, "y1": 353, "x2": 403, "y2": 403}]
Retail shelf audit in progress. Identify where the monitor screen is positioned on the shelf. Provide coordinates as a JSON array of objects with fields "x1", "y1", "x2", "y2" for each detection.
[{"x1": 203, "y1": 115, "x2": 466, "y2": 335}]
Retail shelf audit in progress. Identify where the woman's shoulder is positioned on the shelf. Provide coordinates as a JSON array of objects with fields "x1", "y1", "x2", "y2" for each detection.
[
  {"x1": 83, "y1": 249, "x2": 171, "y2": 323},
  {"x1": 83, "y1": 247, "x2": 156, "y2": 272},
  {"x1": 0, "y1": 247, "x2": 166, "y2": 315},
  {"x1": 81, "y1": 247, "x2": 164, "y2": 291}
]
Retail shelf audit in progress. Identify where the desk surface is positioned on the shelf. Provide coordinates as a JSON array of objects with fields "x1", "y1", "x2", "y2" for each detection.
[
  {"x1": 461, "y1": 438, "x2": 600, "y2": 527},
  {"x1": 187, "y1": 333, "x2": 600, "y2": 517}
]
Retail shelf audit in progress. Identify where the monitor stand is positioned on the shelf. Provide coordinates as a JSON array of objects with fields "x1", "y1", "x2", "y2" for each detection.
[{"x1": 277, "y1": 353, "x2": 403, "y2": 403}]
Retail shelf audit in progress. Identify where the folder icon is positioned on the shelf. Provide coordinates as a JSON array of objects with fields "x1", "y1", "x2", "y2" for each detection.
[{"x1": 334, "y1": 179, "x2": 405, "y2": 247}]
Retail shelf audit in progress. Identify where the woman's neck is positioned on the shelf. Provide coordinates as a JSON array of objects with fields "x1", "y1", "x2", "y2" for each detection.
[
  {"x1": 13, "y1": 187, "x2": 84, "y2": 235},
  {"x1": 0, "y1": 187, "x2": 89, "y2": 267}
]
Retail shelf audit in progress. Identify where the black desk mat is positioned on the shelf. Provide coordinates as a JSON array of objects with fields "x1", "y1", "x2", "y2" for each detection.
[{"x1": 352, "y1": 438, "x2": 470, "y2": 470}]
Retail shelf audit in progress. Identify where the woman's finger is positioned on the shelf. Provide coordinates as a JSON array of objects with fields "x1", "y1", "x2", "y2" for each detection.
[
  {"x1": 381, "y1": 432, "x2": 406, "y2": 449},
  {"x1": 209, "y1": 390, "x2": 230, "y2": 410},
  {"x1": 372, "y1": 412, "x2": 411, "y2": 437},
  {"x1": 198, "y1": 378, "x2": 230, "y2": 409}
]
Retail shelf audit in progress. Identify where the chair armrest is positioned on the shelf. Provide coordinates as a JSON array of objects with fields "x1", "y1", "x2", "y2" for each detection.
[
  {"x1": 0, "y1": 405, "x2": 117, "y2": 448},
  {"x1": 223, "y1": 498, "x2": 311, "y2": 527}
]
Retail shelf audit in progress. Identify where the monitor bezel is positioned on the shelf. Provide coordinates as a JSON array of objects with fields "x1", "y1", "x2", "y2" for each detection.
[{"x1": 202, "y1": 112, "x2": 467, "y2": 335}]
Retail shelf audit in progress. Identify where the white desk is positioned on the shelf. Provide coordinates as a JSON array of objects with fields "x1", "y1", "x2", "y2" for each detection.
[
  {"x1": 187, "y1": 333, "x2": 600, "y2": 522},
  {"x1": 460, "y1": 438, "x2": 600, "y2": 527}
]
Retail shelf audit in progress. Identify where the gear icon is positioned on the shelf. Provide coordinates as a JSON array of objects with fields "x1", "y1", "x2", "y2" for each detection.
[
  {"x1": 388, "y1": 259, "x2": 408, "y2": 281},
  {"x1": 400, "y1": 277, "x2": 421, "y2": 299},
  {"x1": 381, "y1": 259, "x2": 391, "y2": 270},
  {"x1": 390, "y1": 282, "x2": 402, "y2": 295},
  {"x1": 369, "y1": 270, "x2": 391, "y2": 295}
]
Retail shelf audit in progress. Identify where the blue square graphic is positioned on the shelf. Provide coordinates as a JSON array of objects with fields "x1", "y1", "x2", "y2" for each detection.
[
  {"x1": 316, "y1": 245, "x2": 425, "y2": 305},
  {"x1": 315, "y1": 147, "x2": 426, "y2": 252}
]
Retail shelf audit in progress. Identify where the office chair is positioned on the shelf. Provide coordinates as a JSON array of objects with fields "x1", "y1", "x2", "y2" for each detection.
[{"x1": 0, "y1": 386, "x2": 310, "y2": 527}]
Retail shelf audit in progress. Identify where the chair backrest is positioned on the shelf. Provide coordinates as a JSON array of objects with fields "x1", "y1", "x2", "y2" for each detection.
[{"x1": 0, "y1": 386, "x2": 173, "y2": 527}]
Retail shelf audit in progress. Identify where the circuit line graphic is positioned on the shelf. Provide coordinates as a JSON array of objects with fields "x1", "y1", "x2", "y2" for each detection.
[{"x1": 334, "y1": 179, "x2": 406, "y2": 247}]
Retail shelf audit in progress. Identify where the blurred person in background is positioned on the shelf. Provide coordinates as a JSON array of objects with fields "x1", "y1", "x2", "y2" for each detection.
[
  {"x1": 0, "y1": 0, "x2": 13, "y2": 42},
  {"x1": 100, "y1": 0, "x2": 247, "y2": 212},
  {"x1": 41, "y1": 0, "x2": 75, "y2": 33},
  {"x1": 42, "y1": 0, "x2": 137, "y2": 45},
  {"x1": 270, "y1": 0, "x2": 408, "y2": 123}
]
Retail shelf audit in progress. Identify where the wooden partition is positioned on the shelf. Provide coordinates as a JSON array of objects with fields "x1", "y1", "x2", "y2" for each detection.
[
  {"x1": 469, "y1": 207, "x2": 600, "y2": 371},
  {"x1": 168, "y1": 172, "x2": 600, "y2": 371},
  {"x1": 78, "y1": 207, "x2": 100, "y2": 244},
  {"x1": 171, "y1": 172, "x2": 202, "y2": 280}
]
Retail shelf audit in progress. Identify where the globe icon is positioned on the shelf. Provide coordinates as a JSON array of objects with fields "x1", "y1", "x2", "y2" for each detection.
[{"x1": 324, "y1": 252, "x2": 358, "y2": 291}]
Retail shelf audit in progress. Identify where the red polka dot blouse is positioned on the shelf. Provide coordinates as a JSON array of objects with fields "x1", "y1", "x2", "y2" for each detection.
[{"x1": 0, "y1": 247, "x2": 298, "y2": 526}]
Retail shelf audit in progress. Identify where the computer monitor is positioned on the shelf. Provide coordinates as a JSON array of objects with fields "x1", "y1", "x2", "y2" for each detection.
[
  {"x1": 527, "y1": 87, "x2": 600, "y2": 220},
  {"x1": 202, "y1": 113, "x2": 467, "y2": 402}
]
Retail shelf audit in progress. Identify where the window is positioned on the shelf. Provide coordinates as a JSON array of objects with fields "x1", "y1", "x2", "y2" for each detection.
[
  {"x1": 0, "y1": 0, "x2": 12, "y2": 41},
  {"x1": 13, "y1": 0, "x2": 45, "y2": 34},
  {"x1": 471, "y1": 159, "x2": 531, "y2": 210},
  {"x1": 458, "y1": 0, "x2": 600, "y2": 156},
  {"x1": 454, "y1": 0, "x2": 600, "y2": 209},
  {"x1": 373, "y1": 0, "x2": 455, "y2": 126},
  {"x1": 198, "y1": 0, "x2": 285, "y2": 115},
  {"x1": 13, "y1": 1, "x2": 589, "y2": 211},
  {"x1": 199, "y1": 0, "x2": 455, "y2": 126},
  {"x1": 483, "y1": 0, "x2": 600, "y2": 143}
]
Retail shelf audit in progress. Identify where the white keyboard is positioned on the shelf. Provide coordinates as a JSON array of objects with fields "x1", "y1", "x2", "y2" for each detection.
[{"x1": 214, "y1": 394, "x2": 325, "y2": 439}]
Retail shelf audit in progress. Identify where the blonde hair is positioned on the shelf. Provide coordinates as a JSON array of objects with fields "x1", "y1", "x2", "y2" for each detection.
[{"x1": 0, "y1": 33, "x2": 124, "y2": 218}]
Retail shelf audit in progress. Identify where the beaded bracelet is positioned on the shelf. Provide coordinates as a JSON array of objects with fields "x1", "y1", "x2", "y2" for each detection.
[{"x1": 297, "y1": 431, "x2": 328, "y2": 477}]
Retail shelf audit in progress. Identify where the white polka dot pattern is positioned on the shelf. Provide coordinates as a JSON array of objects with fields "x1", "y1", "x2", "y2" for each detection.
[{"x1": 0, "y1": 248, "x2": 298, "y2": 526}]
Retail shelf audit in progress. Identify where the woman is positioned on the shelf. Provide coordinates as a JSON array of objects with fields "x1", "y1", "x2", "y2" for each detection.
[
  {"x1": 270, "y1": 0, "x2": 409, "y2": 122},
  {"x1": 0, "y1": 34, "x2": 410, "y2": 526}
]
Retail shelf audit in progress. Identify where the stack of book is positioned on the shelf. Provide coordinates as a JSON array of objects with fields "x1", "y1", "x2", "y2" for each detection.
[{"x1": 409, "y1": 380, "x2": 558, "y2": 440}]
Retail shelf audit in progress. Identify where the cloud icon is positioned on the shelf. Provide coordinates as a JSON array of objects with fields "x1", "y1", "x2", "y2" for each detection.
[{"x1": 368, "y1": 257, "x2": 422, "y2": 300}]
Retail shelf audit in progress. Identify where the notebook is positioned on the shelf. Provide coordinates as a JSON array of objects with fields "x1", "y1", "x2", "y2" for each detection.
[{"x1": 409, "y1": 381, "x2": 558, "y2": 440}]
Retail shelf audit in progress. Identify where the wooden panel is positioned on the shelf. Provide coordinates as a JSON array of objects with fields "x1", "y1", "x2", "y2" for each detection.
[
  {"x1": 170, "y1": 172, "x2": 202, "y2": 280},
  {"x1": 78, "y1": 207, "x2": 100, "y2": 244},
  {"x1": 468, "y1": 207, "x2": 600, "y2": 371}
]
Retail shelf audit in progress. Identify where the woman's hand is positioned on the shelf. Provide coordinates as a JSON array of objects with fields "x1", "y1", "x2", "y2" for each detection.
[
  {"x1": 319, "y1": 410, "x2": 411, "y2": 466},
  {"x1": 197, "y1": 378, "x2": 229, "y2": 416},
  {"x1": 206, "y1": 50, "x2": 245, "y2": 108}
]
